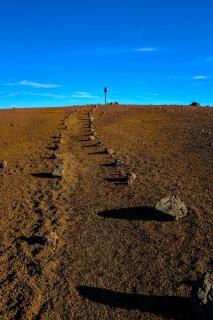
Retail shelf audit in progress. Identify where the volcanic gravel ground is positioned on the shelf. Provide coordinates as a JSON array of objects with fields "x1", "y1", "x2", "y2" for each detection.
[{"x1": 0, "y1": 105, "x2": 212, "y2": 320}]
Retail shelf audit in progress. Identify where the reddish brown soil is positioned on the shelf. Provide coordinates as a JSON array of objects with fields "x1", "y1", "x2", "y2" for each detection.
[{"x1": 0, "y1": 105, "x2": 212, "y2": 320}]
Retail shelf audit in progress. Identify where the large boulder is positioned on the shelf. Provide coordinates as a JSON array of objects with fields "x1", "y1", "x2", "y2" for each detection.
[
  {"x1": 191, "y1": 272, "x2": 213, "y2": 319},
  {"x1": 155, "y1": 195, "x2": 188, "y2": 220}
]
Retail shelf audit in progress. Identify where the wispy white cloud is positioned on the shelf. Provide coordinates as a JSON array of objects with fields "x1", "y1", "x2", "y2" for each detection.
[
  {"x1": 205, "y1": 56, "x2": 213, "y2": 63},
  {"x1": 1, "y1": 89, "x2": 99, "y2": 100},
  {"x1": 1, "y1": 91, "x2": 27, "y2": 98},
  {"x1": 163, "y1": 75, "x2": 209, "y2": 81},
  {"x1": 162, "y1": 76, "x2": 178, "y2": 80},
  {"x1": 27, "y1": 92, "x2": 66, "y2": 98},
  {"x1": 2, "y1": 91, "x2": 65, "y2": 99},
  {"x1": 148, "y1": 93, "x2": 160, "y2": 96},
  {"x1": 71, "y1": 47, "x2": 159, "y2": 56},
  {"x1": 133, "y1": 47, "x2": 157, "y2": 52},
  {"x1": 5, "y1": 80, "x2": 60, "y2": 89},
  {"x1": 194, "y1": 56, "x2": 213, "y2": 64},
  {"x1": 193, "y1": 75, "x2": 208, "y2": 80},
  {"x1": 72, "y1": 91, "x2": 99, "y2": 98}
]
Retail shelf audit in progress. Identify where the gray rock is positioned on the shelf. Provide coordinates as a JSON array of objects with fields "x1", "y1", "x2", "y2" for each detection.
[
  {"x1": 52, "y1": 164, "x2": 64, "y2": 177},
  {"x1": 0, "y1": 160, "x2": 7, "y2": 170},
  {"x1": 114, "y1": 159, "x2": 124, "y2": 167},
  {"x1": 88, "y1": 112, "x2": 94, "y2": 122},
  {"x1": 191, "y1": 272, "x2": 213, "y2": 319},
  {"x1": 47, "y1": 231, "x2": 59, "y2": 245},
  {"x1": 155, "y1": 195, "x2": 188, "y2": 220},
  {"x1": 105, "y1": 148, "x2": 114, "y2": 155},
  {"x1": 127, "y1": 172, "x2": 137, "y2": 184},
  {"x1": 96, "y1": 140, "x2": 102, "y2": 146}
]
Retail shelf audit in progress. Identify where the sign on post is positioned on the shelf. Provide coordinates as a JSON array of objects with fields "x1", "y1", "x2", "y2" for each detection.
[{"x1": 104, "y1": 87, "x2": 108, "y2": 105}]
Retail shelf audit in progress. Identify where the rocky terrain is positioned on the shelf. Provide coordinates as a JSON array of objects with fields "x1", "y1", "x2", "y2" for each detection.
[{"x1": 0, "y1": 105, "x2": 212, "y2": 319}]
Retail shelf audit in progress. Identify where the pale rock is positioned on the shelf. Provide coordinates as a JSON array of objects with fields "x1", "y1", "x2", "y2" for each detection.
[
  {"x1": 105, "y1": 148, "x2": 114, "y2": 155},
  {"x1": 114, "y1": 159, "x2": 124, "y2": 167},
  {"x1": 191, "y1": 272, "x2": 213, "y2": 319},
  {"x1": 0, "y1": 160, "x2": 7, "y2": 171},
  {"x1": 52, "y1": 164, "x2": 64, "y2": 177},
  {"x1": 127, "y1": 172, "x2": 137, "y2": 184},
  {"x1": 47, "y1": 231, "x2": 59, "y2": 245},
  {"x1": 155, "y1": 195, "x2": 188, "y2": 220}
]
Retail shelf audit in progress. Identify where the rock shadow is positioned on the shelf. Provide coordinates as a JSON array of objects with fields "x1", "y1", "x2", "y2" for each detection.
[
  {"x1": 77, "y1": 286, "x2": 192, "y2": 320},
  {"x1": 101, "y1": 162, "x2": 120, "y2": 167},
  {"x1": 18, "y1": 236, "x2": 47, "y2": 245},
  {"x1": 44, "y1": 154, "x2": 57, "y2": 160},
  {"x1": 89, "y1": 151, "x2": 105, "y2": 155},
  {"x1": 98, "y1": 206, "x2": 174, "y2": 222},
  {"x1": 31, "y1": 173, "x2": 57, "y2": 179},
  {"x1": 81, "y1": 144, "x2": 98, "y2": 148},
  {"x1": 47, "y1": 146, "x2": 59, "y2": 151},
  {"x1": 104, "y1": 177, "x2": 127, "y2": 185}
]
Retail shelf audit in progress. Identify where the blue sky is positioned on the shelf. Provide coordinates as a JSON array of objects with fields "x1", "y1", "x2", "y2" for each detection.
[{"x1": 0, "y1": 0, "x2": 213, "y2": 108}]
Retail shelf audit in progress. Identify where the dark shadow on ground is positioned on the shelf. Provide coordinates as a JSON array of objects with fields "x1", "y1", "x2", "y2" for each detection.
[
  {"x1": 98, "y1": 206, "x2": 174, "y2": 222},
  {"x1": 31, "y1": 173, "x2": 57, "y2": 179},
  {"x1": 43, "y1": 154, "x2": 57, "y2": 160},
  {"x1": 101, "y1": 162, "x2": 122, "y2": 167},
  {"x1": 18, "y1": 236, "x2": 47, "y2": 245},
  {"x1": 77, "y1": 286, "x2": 193, "y2": 320},
  {"x1": 81, "y1": 144, "x2": 99, "y2": 148},
  {"x1": 104, "y1": 177, "x2": 128, "y2": 185},
  {"x1": 80, "y1": 134, "x2": 92, "y2": 137},
  {"x1": 88, "y1": 151, "x2": 106, "y2": 155},
  {"x1": 47, "y1": 146, "x2": 59, "y2": 151}
]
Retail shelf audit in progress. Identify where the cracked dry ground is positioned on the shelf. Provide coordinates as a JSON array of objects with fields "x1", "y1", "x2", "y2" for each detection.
[{"x1": 0, "y1": 105, "x2": 212, "y2": 320}]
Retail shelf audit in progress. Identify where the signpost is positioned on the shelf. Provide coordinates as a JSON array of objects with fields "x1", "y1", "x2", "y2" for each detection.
[{"x1": 104, "y1": 87, "x2": 108, "y2": 105}]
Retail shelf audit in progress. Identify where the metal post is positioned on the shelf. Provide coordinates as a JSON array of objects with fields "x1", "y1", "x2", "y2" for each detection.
[{"x1": 104, "y1": 87, "x2": 108, "y2": 105}]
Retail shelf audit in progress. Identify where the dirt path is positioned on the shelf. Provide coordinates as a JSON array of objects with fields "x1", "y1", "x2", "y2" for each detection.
[
  {"x1": 37, "y1": 109, "x2": 194, "y2": 320},
  {"x1": 0, "y1": 106, "x2": 212, "y2": 320}
]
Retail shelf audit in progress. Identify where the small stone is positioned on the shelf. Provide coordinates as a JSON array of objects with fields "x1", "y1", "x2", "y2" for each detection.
[
  {"x1": 47, "y1": 231, "x2": 59, "y2": 245},
  {"x1": 155, "y1": 195, "x2": 188, "y2": 220},
  {"x1": 96, "y1": 140, "x2": 102, "y2": 146},
  {"x1": 191, "y1": 272, "x2": 213, "y2": 319},
  {"x1": 89, "y1": 135, "x2": 95, "y2": 141},
  {"x1": 127, "y1": 172, "x2": 137, "y2": 184},
  {"x1": 105, "y1": 148, "x2": 114, "y2": 155},
  {"x1": 0, "y1": 160, "x2": 7, "y2": 171},
  {"x1": 89, "y1": 112, "x2": 94, "y2": 122},
  {"x1": 52, "y1": 164, "x2": 64, "y2": 177},
  {"x1": 114, "y1": 159, "x2": 124, "y2": 167}
]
